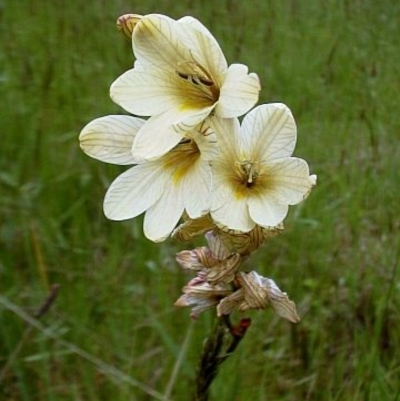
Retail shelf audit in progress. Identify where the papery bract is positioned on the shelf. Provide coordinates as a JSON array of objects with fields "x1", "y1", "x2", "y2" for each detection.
[
  {"x1": 217, "y1": 271, "x2": 300, "y2": 323},
  {"x1": 175, "y1": 275, "x2": 231, "y2": 318}
]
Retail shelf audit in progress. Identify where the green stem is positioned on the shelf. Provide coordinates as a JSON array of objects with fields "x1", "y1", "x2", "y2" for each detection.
[{"x1": 193, "y1": 315, "x2": 251, "y2": 401}]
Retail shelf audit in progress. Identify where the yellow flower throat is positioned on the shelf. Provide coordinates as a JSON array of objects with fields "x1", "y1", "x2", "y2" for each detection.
[
  {"x1": 231, "y1": 160, "x2": 267, "y2": 199},
  {"x1": 162, "y1": 139, "x2": 201, "y2": 185},
  {"x1": 176, "y1": 60, "x2": 219, "y2": 101},
  {"x1": 237, "y1": 160, "x2": 261, "y2": 187}
]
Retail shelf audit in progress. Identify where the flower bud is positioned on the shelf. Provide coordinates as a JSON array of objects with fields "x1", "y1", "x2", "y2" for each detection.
[{"x1": 116, "y1": 14, "x2": 143, "y2": 38}]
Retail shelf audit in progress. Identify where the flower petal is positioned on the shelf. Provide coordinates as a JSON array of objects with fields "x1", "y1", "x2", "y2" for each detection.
[
  {"x1": 131, "y1": 112, "x2": 185, "y2": 162},
  {"x1": 177, "y1": 16, "x2": 215, "y2": 39},
  {"x1": 190, "y1": 121, "x2": 219, "y2": 162},
  {"x1": 215, "y1": 64, "x2": 260, "y2": 118},
  {"x1": 133, "y1": 14, "x2": 192, "y2": 70},
  {"x1": 209, "y1": 115, "x2": 242, "y2": 160},
  {"x1": 79, "y1": 115, "x2": 144, "y2": 165},
  {"x1": 211, "y1": 181, "x2": 255, "y2": 232},
  {"x1": 181, "y1": 23, "x2": 227, "y2": 87},
  {"x1": 247, "y1": 193, "x2": 289, "y2": 228},
  {"x1": 241, "y1": 103, "x2": 297, "y2": 161},
  {"x1": 173, "y1": 105, "x2": 214, "y2": 134},
  {"x1": 143, "y1": 186, "x2": 184, "y2": 242},
  {"x1": 103, "y1": 163, "x2": 165, "y2": 220},
  {"x1": 209, "y1": 116, "x2": 257, "y2": 231},
  {"x1": 179, "y1": 158, "x2": 212, "y2": 218},
  {"x1": 264, "y1": 157, "x2": 316, "y2": 205},
  {"x1": 134, "y1": 14, "x2": 227, "y2": 86},
  {"x1": 110, "y1": 67, "x2": 187, "y2": 116}
]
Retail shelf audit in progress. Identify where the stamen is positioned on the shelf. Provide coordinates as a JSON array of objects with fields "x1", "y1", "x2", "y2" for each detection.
[
  {"x1": 175, "y1": 57, "x2": 218, "y2": 99},
  {"x1": 198, "y1": 121, "x2": 213, "y2": 137},
  {"x1": 177, "y1": 72, "x2": 213, "y2": 87},
  {"x1": 237, "y1": 160, "x2": 261, "y2": 185},
  {"x1": 177, "y1": 59, "x2": 213, "y2": 81}
]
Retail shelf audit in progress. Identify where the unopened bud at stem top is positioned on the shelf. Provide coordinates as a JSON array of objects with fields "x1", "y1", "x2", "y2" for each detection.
[{"x1": 116, "y1": 14, "x2": 143, "y2": 38}]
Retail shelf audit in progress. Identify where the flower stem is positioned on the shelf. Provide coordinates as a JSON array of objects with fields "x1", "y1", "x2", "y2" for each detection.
[{"x1": 193, "y1": 315, "x2": 251, "y2": 401}]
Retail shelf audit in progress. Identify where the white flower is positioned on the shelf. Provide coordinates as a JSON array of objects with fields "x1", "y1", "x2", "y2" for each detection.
[
  {"x1": 210, "y1": 103, "x2": 317, "y2": 232},
  {"x1": 79, "y1": 115, "x2": 216, "y2": 242},
  {"x1": 110, "y1": 14, "x2": 261, "y2": 161}
]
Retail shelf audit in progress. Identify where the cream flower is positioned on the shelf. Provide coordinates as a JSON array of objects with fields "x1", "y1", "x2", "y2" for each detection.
[
  {"x1": 110, "y1": 14, "x2": 261, "y2": 161},
  {"x1": 79, "y1": 115, "x2": 216, "y2": 242},
  {"x1": 210, "y1": 103, "x2": 317, "y2": 232}
]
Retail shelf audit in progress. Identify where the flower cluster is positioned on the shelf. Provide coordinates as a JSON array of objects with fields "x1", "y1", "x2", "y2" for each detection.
[{"x1": 79, "y1": 13, "x2": 316, "y2": 321}]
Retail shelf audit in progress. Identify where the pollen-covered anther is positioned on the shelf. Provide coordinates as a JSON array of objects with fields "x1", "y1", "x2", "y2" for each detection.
[
  {"x1": 177, "y1": 72, "x2": 214, "y2": 87},
  {"x1": 177, "y1": 60, "x2": 214, "y2": 84}
]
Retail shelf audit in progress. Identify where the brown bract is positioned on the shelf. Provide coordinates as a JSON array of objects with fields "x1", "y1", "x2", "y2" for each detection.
[{"x1": 217, "y1": 271, "x2": 300, "y2": 323}]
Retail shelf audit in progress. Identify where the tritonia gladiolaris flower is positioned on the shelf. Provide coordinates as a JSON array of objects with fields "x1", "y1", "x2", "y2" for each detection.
[
  {"x1": 210, "y1": 103, "x2": 317, "y2": 232},
  {"x1": 110, "y1": 14, "x2": 261, "y2": 161}
]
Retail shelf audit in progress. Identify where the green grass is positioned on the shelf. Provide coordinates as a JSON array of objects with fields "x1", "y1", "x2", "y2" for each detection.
[{"x1": 1, "y1": 0, "x2": 400, "y2": 400}]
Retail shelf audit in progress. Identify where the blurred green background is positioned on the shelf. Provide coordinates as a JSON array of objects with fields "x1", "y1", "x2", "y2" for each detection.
[{"x1": 1, "y1": 0, "x2": 399, "y2": 400}]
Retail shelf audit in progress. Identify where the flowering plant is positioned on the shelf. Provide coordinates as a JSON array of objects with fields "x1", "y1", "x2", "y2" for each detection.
[{"x1": 80, "y1": 13, "x2": 316, "y2": 400}]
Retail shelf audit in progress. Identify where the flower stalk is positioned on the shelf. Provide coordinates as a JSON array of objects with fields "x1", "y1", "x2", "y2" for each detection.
[
  {"x1": 174, "y1": 224, "x2": 300, "y2": 398},
  {"x1": 193, "y1": 315, "x2": 251, "y2": 401}
]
